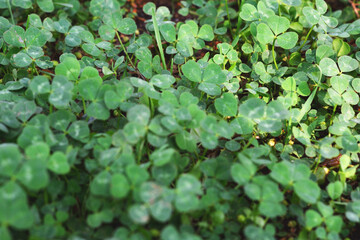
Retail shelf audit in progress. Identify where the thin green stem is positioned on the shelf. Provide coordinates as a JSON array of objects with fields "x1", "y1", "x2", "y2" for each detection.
[
  {"x1": 236, "y1": 0, "x2": 243, "y2": 33},
  {"x1": 329, "y1": 104, "x2": 337, "y2": 126},
  {"x1": 199, "y1": 91, "x2": 204, "y2": 101},
  {"x1": 313, "y1": 154, "x2": 322, "y2": 173},
  {"x1": 115, "y1": 31, "x2": 136, "y2": 70},
  {"x1": 298, "y1": 25, "x2": 315, "y2": 52},
  {"x1": 148, "y1": 97, "x2": 153, "y2": 118},
  {"x1": 32, "y1": 62, "x2": 39, "y2": 76},
  {"x1": 26, "y1": 15, "x2": 30, "y2": 29},
  {"x1": 243, "y1": 137, "x2": 254, "y2": 151},
  {"x1": 82, "y1": 98, "x2": 86, "y2": 113},
  {"x1": 137, "y1": 139, "x2": 145, "y2": 164},
  {"x1": 40, "y1": 70, "x2": 55, "y2": 77},
  {"x1": 285, "y1": 82, "x2": 295, "y2": 144},
  {"x1": 232, "y1": 25, "x2": 249, "y2": 47},
  {"x1": 152, "y1": 9, "x2": 167, "y2": 70},
  {"x1": 285, "y1": 119, "x2": 293, "y2": 143},
  {"x1": 178, "y1": 62, "x2": 184, "y2": 77},
  {"x1": 225, "y1": 0, "x2": 234, "y2": 39},
  {"x1": 7, "y1": 0, "x2": 14, "y2": 25},
  {"x1": 189, "y1": 10, "x2": 200, "y2": 16},
  {"x1": 272, "y1": 38, "x2": 278, "y2": 70},
  {"x1": 278, "y1": 5, "x2": 281, "y2": 16},
  {"x1": 229, "y1": 61, "x2": 237, "y2": 71},
  {"x1": 170, "y1": 57, "x2": 174, "y2": 74},
  {"x1": 295, "y1": 80, "x2": 320, "y2": 123},
  {"x1": 294, "y1": 67, "x2": 322, "y2": 131},
  {"x1": 223, "y1": 59, "x2": 227, "y2": 70}
]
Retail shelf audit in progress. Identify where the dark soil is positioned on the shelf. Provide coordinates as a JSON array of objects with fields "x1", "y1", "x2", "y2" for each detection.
[
  {"x1": 130, "y1": 0, "x2": 190, "y2": 33},
  {"x1": 326, "y1": 0, "x2": 348, "y2": 10}
]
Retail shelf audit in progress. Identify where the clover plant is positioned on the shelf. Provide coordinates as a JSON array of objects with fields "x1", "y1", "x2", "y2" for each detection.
[{"x1": 1, "y1": 0, "x2": 360, "y2": 239}]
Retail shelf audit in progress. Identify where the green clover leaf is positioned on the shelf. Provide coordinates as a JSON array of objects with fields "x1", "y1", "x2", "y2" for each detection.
[
  {"x1": 338, "y1": 56, "x2": 359, "y2": 72},
  {"x1": 110, "y1": 173, "x2": 130, "y2": 199},
  {"x1": 319, "y1": 58, "x2": 339, "y2": 77},
  {"x1": 47, "y1": 151, "x2": 70, "y2": 174},
  {"x1": 49, "y1": 76, "x2": 74, "y2": 109},
  {"x1": 214, "y1": 92, "x2": 238, "y2": 117},
  {"x1": 160, "y1": 23, "x2": 176, "y2": 42},
  {"x1": 294, "y1": 179, "x2": 320, "y2": 203},
  {"x1": 0, "y1": 181, "x2": 34, "y2": 229},
  {"x1": 267, "y1": 15, "x2": 290, "y2": 35},
  {"x1": 13, "y1": 52, "x2": 32, "y2": 68},
  {"x1": 257, "y1": 23, "x2": 274, "y2": 45},
  {"x1": 327, "y1": 181, "x2": 343, "y2": 200},
  {"x1": 118, "y1": 18, "x2": 137, "y2": 35},
  {"x1": 0, "y1": 144, "x2": 22, "y2": 177},
  {"x1": 305, "y1": 210, "x2": 323, "y2": 229},
  {"x1": 55, "y1": 57, "x2": 80, "y2": 81},
  {"x1": 128, "y1": 204, "x2": 149, "y2": 224},
  {"x1": 182, "y1": 60, "x2": 201, "y2": 83},
  {"x1": 3, "y1": 26, "x2": 25, "y2": 48},
  {"x1": 37, "y1": 0, "x2": 54, "y2": 12}
]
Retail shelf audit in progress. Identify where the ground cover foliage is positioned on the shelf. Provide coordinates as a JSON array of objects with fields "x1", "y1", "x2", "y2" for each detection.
[{"x1": 0, "y1": 0, "x2": 360, "y2": 239}]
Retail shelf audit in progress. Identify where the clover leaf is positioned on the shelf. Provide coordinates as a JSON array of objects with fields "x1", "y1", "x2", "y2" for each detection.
[
  {"x1": 182, "y1": 60, "x2": 226, "y2": 95},
  {"x1": 305, "y1": 210, "x2": 323, "y2": 229},
  {"x1": 55, "y1": 57, "x2": 80, "y2": 81},
  {"x1": 327, "y1": 181, "x2": 343, "y2": 200},
  {"x1": 3, "y1": 26, "x2": 25, "y2": 48},
  {"x1": 257, "y1": 16, "x2": 298, "y2": 49},
  {"x1": 182, "y1": 60, "x2": 201, "y2": 83},
  {"x1": 37, "y1": 0, "x2": 54, "y2": 12},
  {"x1": 47, "y1": 151, "x2": 70, "y2": 174},
  {"x1": 110, "y1": 173, "x2": 130, "y2": 199},
  {"x1": 0, "y1": 144, "x2": 22, "y2": 177},
  {"x1": 0, "y1": 181, "x2": 34, "y2": 229},
  {"x1": 294, "y1": 179, "x2": 320, "y2": 204},
  {"x1": 214, "y1": 92, "x2": 238, "y2": 117},
  {"x1": 49, "y1": 76, "x2": 74, "y2": 109}
]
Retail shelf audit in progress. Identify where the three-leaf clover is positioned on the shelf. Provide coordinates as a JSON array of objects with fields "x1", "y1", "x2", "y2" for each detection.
[
  {"x1": 257, "y1": 15, "x2": 298, "y2": 50},
  {"x1": 182, "y1": 60, "x2": 226, "y2": 95}
]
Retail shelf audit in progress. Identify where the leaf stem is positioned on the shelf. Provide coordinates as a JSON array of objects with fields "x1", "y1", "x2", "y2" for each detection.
[
  {"x1": 285, "y1": 83, "x2": 295, "y2": 144},
  {"x1": 298, "y1": 25, "x2": 315, "y2": 52},
  {"x1": 148, "y1": 97, "x2": 153, "y2": 118},
  {"x1": 236, "y1": 0, "x2": 243, "y2": 33},
  {"x1": 82, "y1": 98, "x2": 86, "y2": 113},
  {"x1": 295, "y1": 66, "x2": 322, "y2": 123},
  {"x1": 272, "y1": 38, "x2": 278, "y2": 70},
  {"x1": 243, "y1": 137, "x2": 254, "y2": 151},
  {"x1": 278, "y1": 5, "x2": 282, "y2": 16},
  {"x1": 137, "y1": 139, "x2": 145, "y2": 164},
  {"x1": 170, "y1": 57, "x2": 174, "y2": 74},
  {"x1": 225, "y1": 0, "x2": 234, "y2": 39},
  {"x1": 232, "y1": 25, "x2": 250, "y2": 47},
  {"x1": 151, "y1": 9, "x2": 167, "y2": 70},
  {"x1": 285, "y1": 117, "x2": 293, "y2": 144},
  {"x1": 32, "y1": 62, "x2": 39, "y2": 76},
  {"x1": 329, "y1": 104, "x2": 337, "y2": 126},
  {"x1": 7, "y1": 0, "x2": 14, "y2": 25},
  {"x1": 115, "y1": 31, "x2": 136, "y2": 70},
  {"x1": 313, "y1": 153, "x2": 322, "y2": 173},
  {"x1": 40, "y1": 70, "x2": 55, "y2": 77}
]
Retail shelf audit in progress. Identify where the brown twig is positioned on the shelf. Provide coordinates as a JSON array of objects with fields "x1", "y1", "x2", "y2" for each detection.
[{"x1": 349, "y1": 0, "x2": 360, "y2": 18}]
